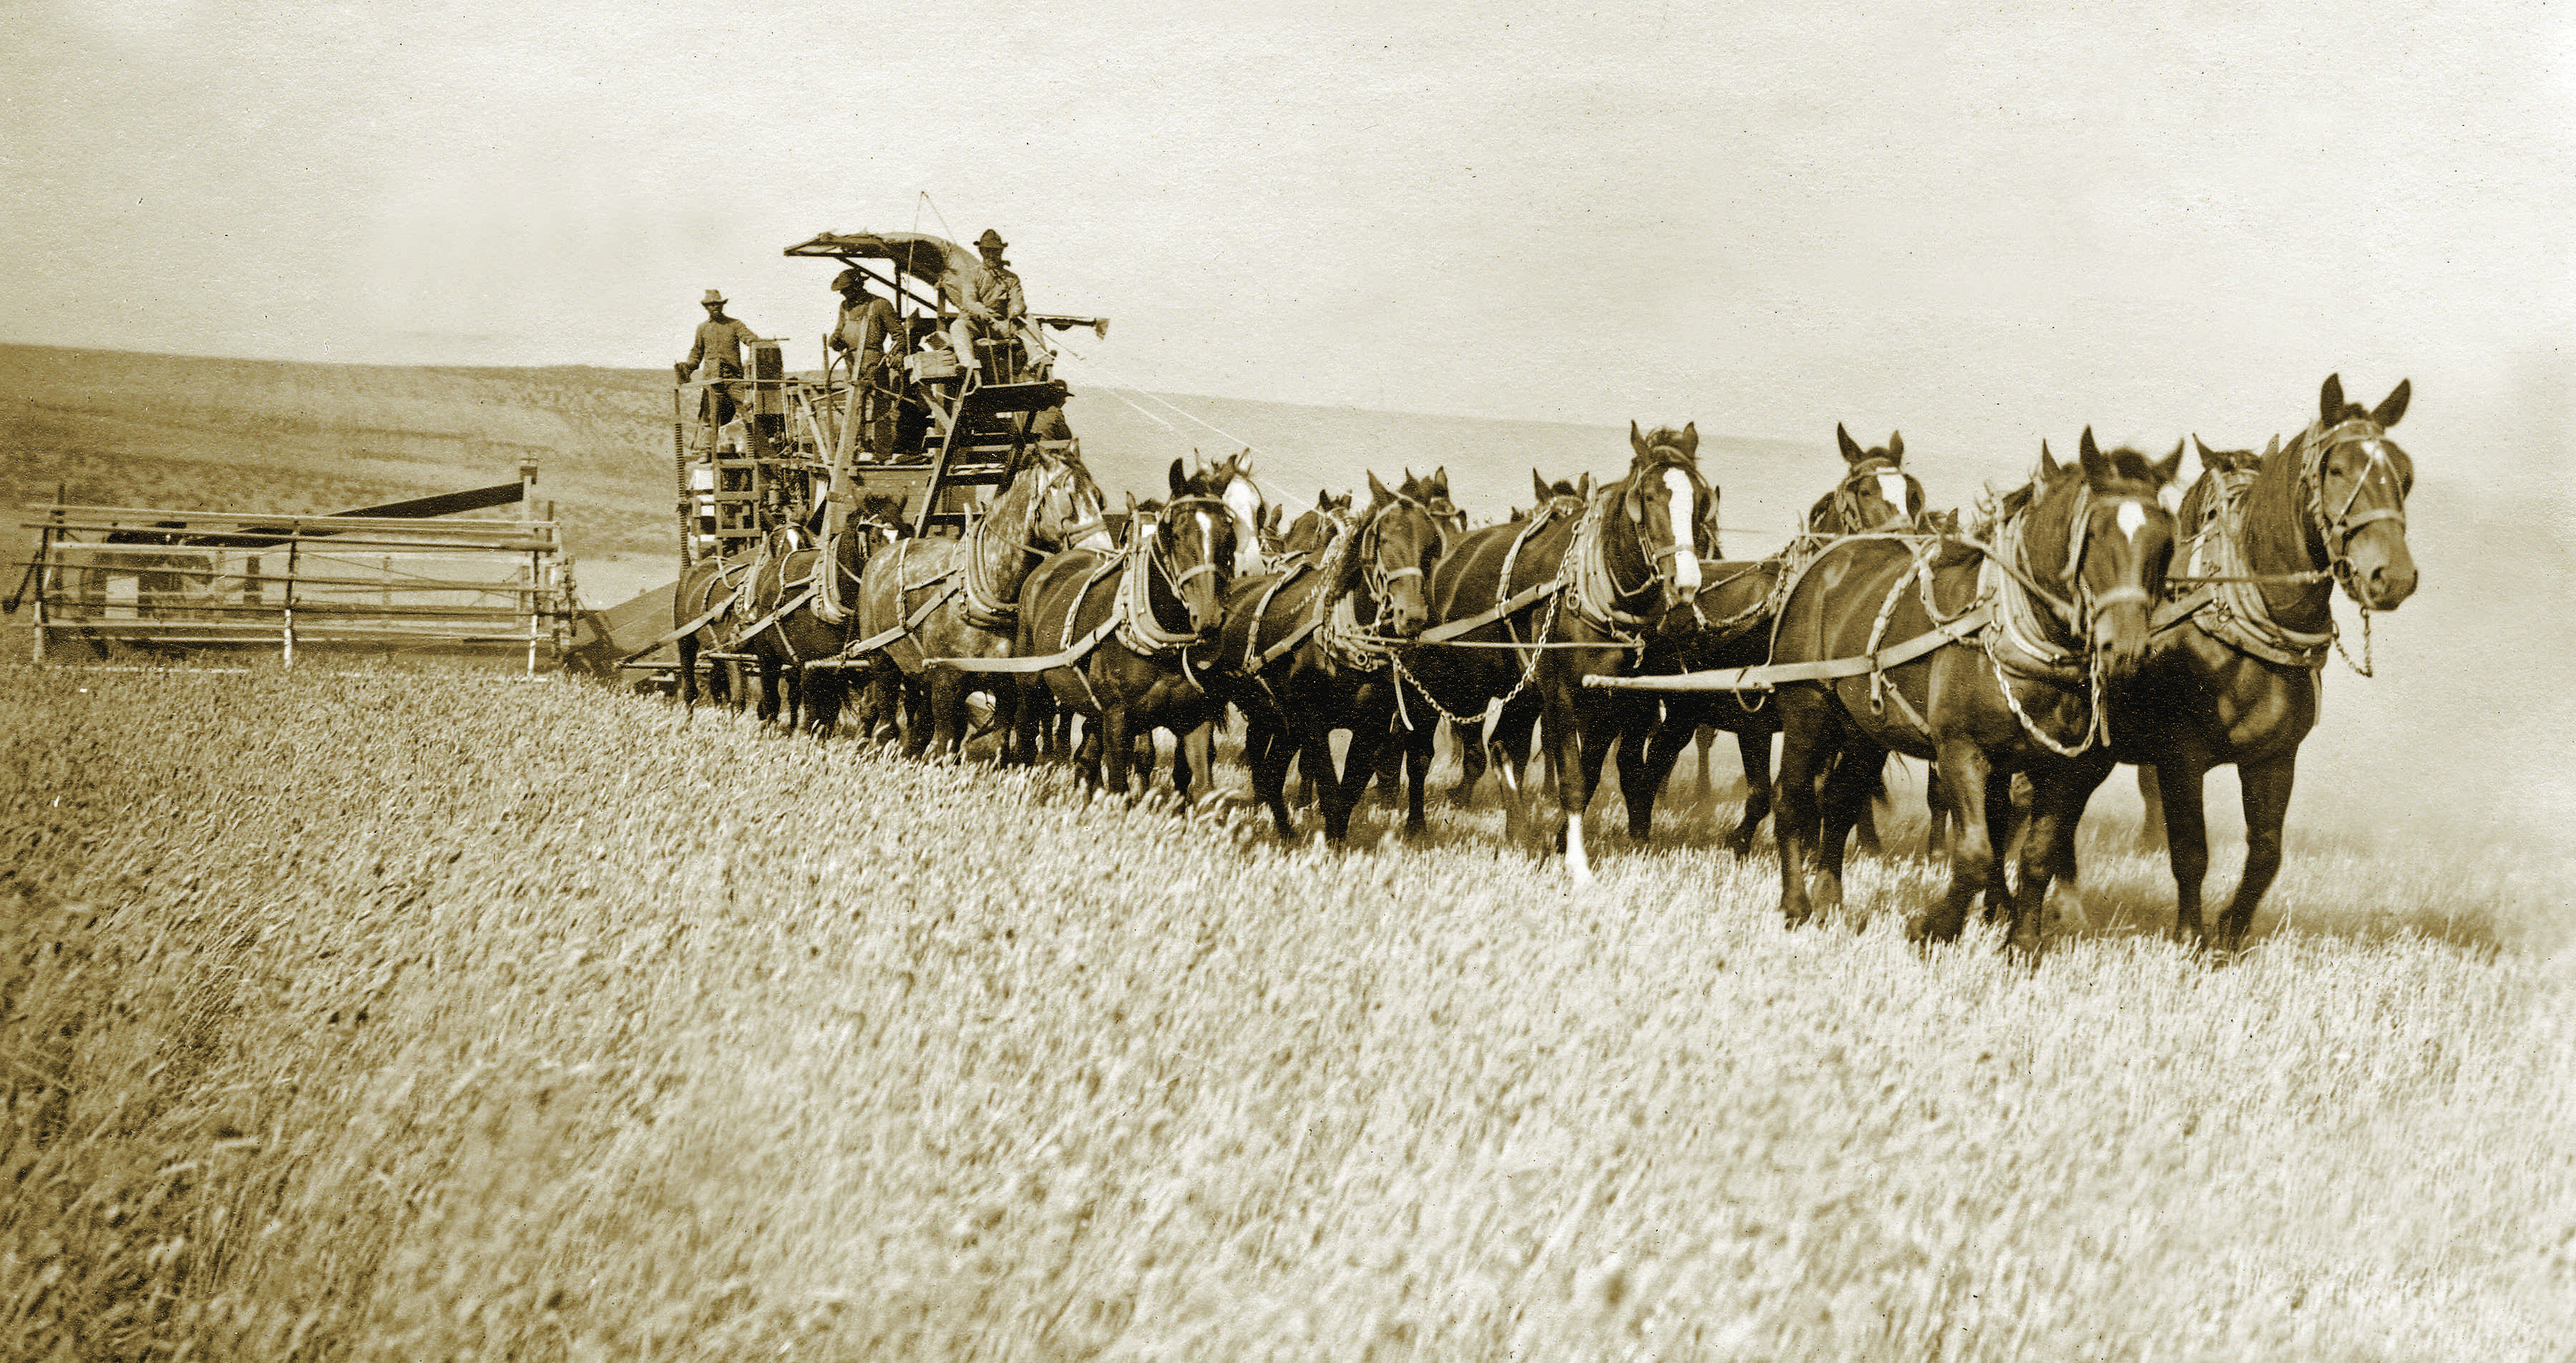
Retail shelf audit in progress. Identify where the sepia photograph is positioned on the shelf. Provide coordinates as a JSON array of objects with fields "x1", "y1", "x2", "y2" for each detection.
[{"x1": 5, "y1": 1, "x2": 2572, "y2": 1357}]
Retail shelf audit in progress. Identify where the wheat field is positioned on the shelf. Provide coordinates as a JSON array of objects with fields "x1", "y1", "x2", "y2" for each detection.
[{"x1": 5, "y1": 665, "x2": 2571, "y2": 1361}]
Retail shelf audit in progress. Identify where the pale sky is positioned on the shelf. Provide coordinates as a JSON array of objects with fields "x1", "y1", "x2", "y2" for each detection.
[{"x1": 6, "y1": 0, "x2": 2572, "y2": 493}]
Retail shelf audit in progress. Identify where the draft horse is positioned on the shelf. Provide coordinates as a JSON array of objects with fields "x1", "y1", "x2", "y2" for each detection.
[
  {"x1": 1768, "y1": 431, "x2": 2180, "y2": 953},
  {"x1": 733, "y1": 491, "x2": 908, "y2": 736},
  {"x1": 1395, "y1": 423, "x2": 1710, "y2": 879},
  {"x1": 1014, "y1": 463, "x2": 1238, "y2": 795},
  {"x1": 1622, "y1": 424, "x2": 1930, "y2": 853},
  {"x1": 2114, "y1": 375, "x2": 2419, "y2": 952},
  {"x1": 849, "y1": 442, "x2": 1116, "y2": 757},
  {"x1": 1215, "y1": 473, "x2": 1443, "y2": 842}
]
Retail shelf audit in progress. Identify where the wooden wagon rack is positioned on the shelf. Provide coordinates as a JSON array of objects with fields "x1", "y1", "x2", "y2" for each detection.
[{"x1": 12, "y1": 497, "x2": 573, "y2": 672}]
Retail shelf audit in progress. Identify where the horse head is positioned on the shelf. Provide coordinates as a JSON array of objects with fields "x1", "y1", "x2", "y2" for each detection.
[
  {"x1": 1624, "y1": 421, "x2": 1712, "y2": 610},
  {"x1": 1361, "y1": 470, "x2": 1443, "y2": 638},
  {"x1": 2032, "y1": 429, "x2": 2182, "y2": 680},
  {"x1": 1018, "y1": 444, "x2": 1117, "y2": 555},
  {"x1": 1161, "y1": 463, "x2": 1238, "y2": 637},
  {"x1": 1183, "y1": 449, "x2": 1270, "y2": 576},
  {"x1": 2306, "y1": 374, "x2": 2417, "y2": 611},
  {"x1": 1402, "y1": 466, "x2": 1467, "y2": 545},
  {"x1": 1815, "y1": 424, "x2": 1926, "y2": 534},
  {"x1": 1282, "y1": 489, "x2": 1353, "y2": 562}
]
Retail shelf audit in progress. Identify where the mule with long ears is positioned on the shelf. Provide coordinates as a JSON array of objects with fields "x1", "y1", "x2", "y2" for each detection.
[
  {"x1": 850, "y1": 442, "x2": 1116, "y2": 758},
  {"x1": 1015, "y1": 464, "x2": 1238, "y2": 796},
  {"x1": 2112, "y1": 376, "x2": 2418, "y2": 952},
  {"x1": 1214, "y1": 473, "x2": 1444, "y2": 842},
  {"x1": 1395, "y1": 423, "x2": 1711, "y2": 880},
  {"x1": 1768, "y1": 429, "x2": 2179, "y2": 953}
]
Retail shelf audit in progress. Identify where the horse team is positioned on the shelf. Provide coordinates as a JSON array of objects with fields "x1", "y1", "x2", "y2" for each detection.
[{"x1": 679, "y1": 374, "x2": 2420, "y2": 956}]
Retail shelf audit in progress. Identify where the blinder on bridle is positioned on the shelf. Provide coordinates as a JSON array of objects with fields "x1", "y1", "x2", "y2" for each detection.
[
  {"x1": 1145, "y1": 494, "x2": 1234, "y2": 595},
  {"x1": 1829, "y1": 458, "x2": 1921, "y2": 534},
  {"x1": 1627, "y1": 444, "x2": 1714, "y2": 572},
  {"x1": 2303, "y1": 417, "x2": 2411, "y2": 570}
]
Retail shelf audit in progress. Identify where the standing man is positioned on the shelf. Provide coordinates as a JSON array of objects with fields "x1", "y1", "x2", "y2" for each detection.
[
  {"x1": 682, "y1": 289, "x2": 763, "y2": 429},
  {"x1": 827, "y1": 268, "x2": 900, "y2": 459}
]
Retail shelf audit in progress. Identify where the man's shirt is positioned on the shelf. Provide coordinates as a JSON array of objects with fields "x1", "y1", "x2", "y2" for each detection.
[{"x1": 687, "y1": 316, "x2": 761, "y2": 373}]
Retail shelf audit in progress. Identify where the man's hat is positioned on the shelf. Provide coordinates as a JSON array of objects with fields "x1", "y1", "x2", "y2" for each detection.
[
  {"x1": 975, "y1": 229, "x2": 1007, "y2": 251},
  {"x1": 829, "y1": 267, "x2": 867, "y2": 292},
  {"x1": 701, "y1": 289, "x2": 727, "y2": 306}
]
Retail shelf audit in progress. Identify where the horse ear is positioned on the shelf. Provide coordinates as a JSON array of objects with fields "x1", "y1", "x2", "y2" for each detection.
[
  {"x1": 2319, "y1": 373, "x2": 2346, "y2": 424},
  {"x1": 1169, "y1": 457, "x2": 1188, "y2": 496},
  {"x1": 1630, "y1": 421, "x2": 1652, "y2": 460},
  {"x1": 2192, "y1": 434, "x2": 2216, "y2": 461},
  {"x1": 1885, "y1": 431, "x2": 1903, "y2": 464},
  {"x1": 2152, "y1": 439, "x2": 2185, "y2": 486},
  {"x1": 1533, "y1": 469, "x2": 1551, "y2": 502},
  {"x1": 2038, "y1": 439, "x2": 2062, "y2": 481},
  {"x1": 1837, "y1": 422, "x2": 1865, "y2": 465},
  {"x1": 1239, "y1": 447, "x2": 1257, "y2": 476},
  {"x1": 1579, "y1": 472, "x2": 1595, "y2": 499},
  {"x1": 2262, "y1": 434, "x2": 2280, "y2": 461},
  {"x1": 1432, "y1": 464, "x2": 1448, "y2": 486},
  {"x1": 2077, "y1": 427, "x2": 2115, "y2": 484},
  {"x1": 1367, "y1": 470, "x2": 1394, "y2": 506},
  {"x1": 2372, "y1": 378, "x2": 2411, "y2": 429},
  {"x1": 1677, "y1": 424, "x2": 1698, "y2": 459}
]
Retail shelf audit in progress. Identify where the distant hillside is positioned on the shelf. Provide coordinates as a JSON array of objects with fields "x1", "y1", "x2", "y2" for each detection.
[{"x1": 1, "y1": 343, "x2": 1849, "y2": 605}]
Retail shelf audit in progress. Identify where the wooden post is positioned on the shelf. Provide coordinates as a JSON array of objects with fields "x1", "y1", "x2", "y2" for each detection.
[{"x1": 282, "y1": 536, "x2": 298, "y2": 668}]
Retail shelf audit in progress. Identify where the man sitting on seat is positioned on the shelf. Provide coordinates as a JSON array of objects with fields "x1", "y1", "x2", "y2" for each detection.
[
  {"x1": 826, "y1": 268, "x2": 900, "y2": 459},
  {"x1": 940, "y1": 228, "x2": 1032, "y2": 379}
]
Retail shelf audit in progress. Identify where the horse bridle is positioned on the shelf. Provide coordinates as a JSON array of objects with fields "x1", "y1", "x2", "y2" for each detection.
[
  {"x1": 2048, "y1": 483, "x2": 2162, "y2": 629},
  {"x1": 1024, "y1": 459, "x2": 1111, "y2": 553},
  {"x1": 1632, "y1": 446, "x2": 1712, "y2": 592},
  {"x1": 1357, "y1": 492, "x2": 1438, "y2": 620},
  {"x1": 1827, "y1": 459, "x2": 1921, "y2": 534},
  {"x1": 1140, "y1": 494, "x2": 1234, "y2": 605},
  {"x1": 2300, "y1": 417, "x2": 2410, "y2": 588}
]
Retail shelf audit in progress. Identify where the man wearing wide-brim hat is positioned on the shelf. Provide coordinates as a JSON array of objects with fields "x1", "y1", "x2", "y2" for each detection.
[
  {"x1": 937, "y1": 229, "x2": 1033, "y2": 378},
  {"x1": 826, "y1": 268, "x2": 900, "y2": 459},
  {"x1": 682, "y1": 290, "x2": 764, "y2": 444}
]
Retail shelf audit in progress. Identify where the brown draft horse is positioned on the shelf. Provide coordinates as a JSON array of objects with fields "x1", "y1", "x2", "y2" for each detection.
[
  {"x1": 733, "y1": 492, "x2": 908, "y2": 736},
  {"x1": 2112, "y1": 375, "x2": 2418, "y2": 952},
  {"x1": 1769, "y1": 431, "x2": 2180, "y2": 953},
  {"x1": 1013, "y1": 464, "x2": 1237, "y2": 795},
  {"x1": 1215, "y1": 473, "x2": 1443, "y2": 842},
  {"x1": 1395, "y1": 423, "x2": 1710, "y2": 880},
  {"x1": 849, "y1": 442, "x2": 1116, "y2": 758},
  {"x1": 1623, "y1": 424, "x2": 1929, "y2": 854}
]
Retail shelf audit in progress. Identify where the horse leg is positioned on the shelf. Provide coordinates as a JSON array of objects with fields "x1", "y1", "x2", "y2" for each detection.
[
  {"x1": 2215, "y1": 756, "x2": 2297, "y2": 954},
  {"x1": 1100, "y1": 700, "x2": 1136, "y2": 796},
  {"x1": 927, "y1": 668, "x2": 967, "y2": 758},
  {"x1": 1182, "y1": 720, "x2": 1214, "y2": 803},
  {"x1": 1813, "y1": 736, "x2": 1885, "y2": 918},
  {"x1": 1322, "y1": 715, "x2": 1377, "y2": 845},
  {"x1": 1772, "y1": 690, "x2": 1838, "y2": 927},
  {"x1": 2153, "y1": 759, "x2": 2212, "y2": 947},
  {"x1": 2010, "y1": 756, "x2": 2113, "y2": 956},
  {"x1": 2133, "y1": 763, "x2": 2167, "y2": 851},
  {"x1": 1847, "y1": 753, "x2": 1887, "y2": 859},
  {"x1": 1547, "y1": 688, "x2": 1605, "y2": 883},
  {"x1": 1922, "y1": 742, "x2": 1998, "y2": 942},
  {"x1": 1724, "y1": 729, "x2": 1772, "y2": 858},
  {"x1": 1626, "y1": 712, "x2": 1689, "y2": 841},
  {"x1": 1447, "y1": 718, "x2": 1486, "y2": 807},
  {"x1": 677, "y1": 635, "x2": 700, "y2": 713},
  {"x1": 1401, "y1": 713, "x2": 1433, "y2": 834},
  {"x1": 1247, "y1": 717, "x2": 1299, "y2": 840},
  {"x1": 1694, "y1": 725, "x2": 1717, "y2": 808},
  {"x1": 1977, "y1": 769, "x2": 2018, "y2": 923}
]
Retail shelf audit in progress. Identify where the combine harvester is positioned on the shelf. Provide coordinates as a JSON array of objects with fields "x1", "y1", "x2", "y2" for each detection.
[{"x1": 605, "y1": 229, "x2": 1108, "y2": 695}]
